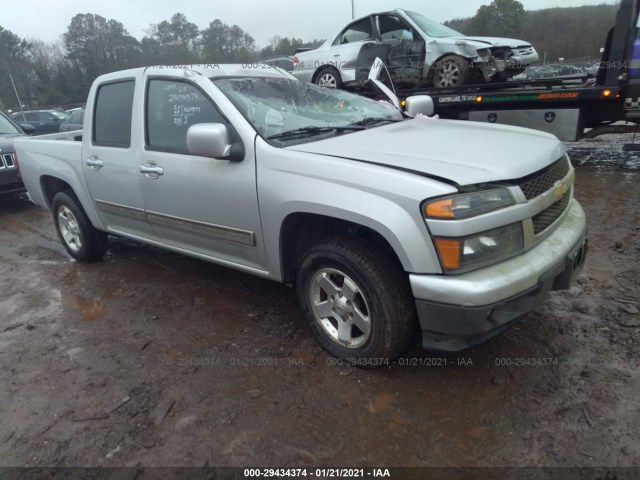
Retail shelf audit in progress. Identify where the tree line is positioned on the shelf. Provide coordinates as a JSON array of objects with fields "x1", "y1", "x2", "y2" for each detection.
[
  {"x1": 0, "y1": 2, "x2": 620, "y2": 110},
  {"x1": 0, "y1": 13, "x2": 322, "y2": 110},
  {"x1": 445, "y1": 0, "x2": 618, "y2": 64}
]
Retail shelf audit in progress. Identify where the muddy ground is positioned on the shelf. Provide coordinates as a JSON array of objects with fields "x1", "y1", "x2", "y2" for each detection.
[{"x1": 0, "y1": 136, "x2": 639, "y2": 472}]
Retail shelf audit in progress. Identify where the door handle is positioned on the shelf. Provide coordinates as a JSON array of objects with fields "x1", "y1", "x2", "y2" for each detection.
[
  {"x1": 85, "y1": 156, "x2": 103, "y2": 170},
  {"x1": 139, "y1": 162, "x2": 164, "y2": 179}
]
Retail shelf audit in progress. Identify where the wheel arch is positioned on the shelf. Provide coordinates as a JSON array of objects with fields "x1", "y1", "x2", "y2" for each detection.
[
  {"x1": 39, "y1": 175, "x2": 106, "y2": 231},
  {"x1": 40, "y1": 175, "x2": 74, "y2": 209},
  {"x1": 311, "y1": 65, "x2": 342, "y2": 84},
  {"x1": 279, "y1": 212, "x2": 409, "y2": 284}
]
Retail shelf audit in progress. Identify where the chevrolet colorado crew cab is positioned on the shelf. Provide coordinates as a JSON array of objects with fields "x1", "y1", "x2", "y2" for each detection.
[{"x1": 14, "y1": 64, "x2": 587, "y2": 364}]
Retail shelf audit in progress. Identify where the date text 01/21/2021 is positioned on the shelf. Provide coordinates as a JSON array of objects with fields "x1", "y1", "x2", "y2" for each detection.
[{"x1": 243, "y1": 468, "x2": 391, "y2": 478}]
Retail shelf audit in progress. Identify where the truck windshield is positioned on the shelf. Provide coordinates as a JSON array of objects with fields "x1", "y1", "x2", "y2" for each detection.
[
  {"x1": 0, "y1": 114, "x2": 23, "y2": 135},
  {"x1": 212, "y1": 77, "x2": 403, "y2": 144},
  {"x1": 405, "y1": 11, "x2": 463, "y2": 38}
]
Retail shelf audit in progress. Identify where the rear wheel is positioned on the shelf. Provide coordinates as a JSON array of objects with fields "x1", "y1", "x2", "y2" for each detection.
[
  {"x1": 52, "y1": 191, "x2": 108, "y2": 262},
  {"x1": 296, "y1": 237, "x2": 415, "y2": 366},
  {"x1": 433, "y1": 55, "x2": 470, "y2": 88},
  {"x1": 314, "y1": 67, "x2": 344, "y2": 89}
]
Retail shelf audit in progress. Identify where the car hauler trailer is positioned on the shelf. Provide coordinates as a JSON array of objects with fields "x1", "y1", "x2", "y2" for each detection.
[{"x1": 365, "y1": 0, "x2": 640, "y2": 141}]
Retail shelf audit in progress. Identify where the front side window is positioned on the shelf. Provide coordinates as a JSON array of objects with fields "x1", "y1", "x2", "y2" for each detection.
[
  {"x1": 39, "y1": 112, "x2": 57, "y2": 121},
  {"x1": 93, "y1": 80, "x2": 135, "y2": 148},
  {"x1": 334, "y1": 18, "x2": 374, "y2": 45},
  {"x1": 146, "y1": 79, "x2": 228, "y2": 154},
  {"x1": 378, "y1": 15, "x2": 415, "y2": 41},
  {"x1": 405, "y1": 11, "x2": 463, "y2": 38}
]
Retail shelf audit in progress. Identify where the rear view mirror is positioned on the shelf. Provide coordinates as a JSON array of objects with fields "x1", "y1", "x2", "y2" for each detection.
[
  {"x1": 186, "y1": 123, "x2": 243, "y2": 161},
  {"x1": 404, "y1": 95, "x2": 435, "y2": 117}
]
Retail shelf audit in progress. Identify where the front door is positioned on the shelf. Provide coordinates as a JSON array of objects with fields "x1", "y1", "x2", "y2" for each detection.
[{"x1": 137, "y1": 78, "x2": 265, "y2": 271}]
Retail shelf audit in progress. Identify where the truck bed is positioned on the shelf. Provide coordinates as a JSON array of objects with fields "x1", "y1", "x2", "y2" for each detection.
[{"x1": 14, "y1": 130, "x2": 84, "y2": 209}]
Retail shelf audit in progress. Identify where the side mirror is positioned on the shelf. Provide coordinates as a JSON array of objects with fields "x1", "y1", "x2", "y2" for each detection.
[
  {"x1": 404, "y1": 95, "x2": 435, "y2": 118},
  {"x1": 186, "y1": 123, "x2": 243, "y2": 161},
  {"x1": 20, "y1": 124, "x2": 35, "y2": 134}
]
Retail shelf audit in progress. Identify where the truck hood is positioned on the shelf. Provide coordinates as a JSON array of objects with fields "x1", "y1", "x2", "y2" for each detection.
[
  {"x1": 449, "y1": 36, "x2": 531, "y2": 48},
  {"x1": 286, "y1": 119, "x2": 565, "y2": 187}
]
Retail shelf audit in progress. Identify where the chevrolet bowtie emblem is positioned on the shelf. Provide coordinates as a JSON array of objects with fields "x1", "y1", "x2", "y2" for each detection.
[{"x1": 553, "y1": 179, "x2": 567, "y2": 201}]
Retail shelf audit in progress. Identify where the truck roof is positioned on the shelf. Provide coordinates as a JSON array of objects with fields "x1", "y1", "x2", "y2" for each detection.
[{"x1": 93, "y1": 64, "x2": 294, "y2": 84}]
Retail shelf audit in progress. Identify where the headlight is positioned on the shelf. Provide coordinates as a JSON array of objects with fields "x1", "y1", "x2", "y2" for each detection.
[
  {"x1": 433, "y1": 223, "x2": 524, "y2": 273},
  {"x1": 477, "y1": 48, "x2": 492, "y2": 59},
  {"x1": 424, "y1": 189, "x2": 514, "y2": 220}
]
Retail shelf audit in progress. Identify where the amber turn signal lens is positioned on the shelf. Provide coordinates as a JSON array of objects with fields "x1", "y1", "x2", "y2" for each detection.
[
  {"x1": 425, "y1": 198, "x2": 455, "y2": 218},
  {"x1": 434, "y1": 238, "x2": 461, "y2": 270}
]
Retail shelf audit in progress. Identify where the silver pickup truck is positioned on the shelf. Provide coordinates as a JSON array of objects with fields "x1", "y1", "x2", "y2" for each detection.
[{"x1": 14, "y1": 64, "x2": 587, "y2": 364}]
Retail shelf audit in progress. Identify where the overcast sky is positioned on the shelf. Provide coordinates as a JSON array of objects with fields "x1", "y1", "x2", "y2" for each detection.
[{"x1": 4, "y1": 0, "x2": 618, "y2": 48}]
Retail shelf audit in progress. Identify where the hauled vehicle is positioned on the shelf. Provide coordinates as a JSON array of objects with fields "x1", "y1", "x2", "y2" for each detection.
[
  {"x1": 292, "y1": 9, "x2": 538, "y2": 89},
  {"x1": 380, "y1": 0, "x2": 640, "y2": 142},
  {"x1": 11, "y1": 109, "x2": 68, "y2": 135},
  {"x1": 14, "y1": 64, "x2": 586, "y2": 364},
  {"x1": 0, "y1": 111, "x2": 33, "y2": 195}
]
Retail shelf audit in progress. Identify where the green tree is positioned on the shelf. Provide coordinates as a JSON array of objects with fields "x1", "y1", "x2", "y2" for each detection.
[
  {"x1": 468, "y1": 0, "x2": 525, "y2": 37},
  {"x1": 0, "y1": 26, "x2": 31, "y2": 109},
  {"x1": 63, "y1": 13, "x2": 141, "y2": 93},
  {"x1": 260, "y1": 36, "x2": 324, "y2": 58},
  {"x1": 143, "y1": 13, "x2": 200, "y2": 64}
]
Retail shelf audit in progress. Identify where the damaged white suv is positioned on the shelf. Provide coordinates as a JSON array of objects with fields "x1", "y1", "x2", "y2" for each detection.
[{"x1": 293, "y1": 9, "x2": 539, "y2": 89}]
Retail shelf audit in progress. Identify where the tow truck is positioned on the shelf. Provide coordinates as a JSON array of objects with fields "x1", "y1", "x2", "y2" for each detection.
[{"x1": 365, "y1": 0, "x2": 640, "y2": 142}]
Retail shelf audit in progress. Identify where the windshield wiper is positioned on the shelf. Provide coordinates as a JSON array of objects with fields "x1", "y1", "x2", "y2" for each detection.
[
  {"x1": 348, "y1": 117, "x2": 402, "y2": 128},
  {"x1": 266, "y1": 125, "x2": 364, "y2": 140}
]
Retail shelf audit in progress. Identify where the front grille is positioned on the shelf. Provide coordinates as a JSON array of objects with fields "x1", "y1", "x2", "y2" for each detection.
[
  {"x1": 532, "y1": 191, "x2": 571, "y2": 235},
  {"x1": 0, "y1": 153, "x2": 15, "y2": 169},
  {"x1": 517, "y1": 157, "x2": 570, "y2": 200}
]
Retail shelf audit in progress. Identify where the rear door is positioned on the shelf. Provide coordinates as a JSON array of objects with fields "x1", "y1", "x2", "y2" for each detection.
[
  {"x1": 327, "y1": 17, "x2": 376, "y2": 79},
  {"x1": 82, "y1": 77, "x2": 152, "y2": 238}
]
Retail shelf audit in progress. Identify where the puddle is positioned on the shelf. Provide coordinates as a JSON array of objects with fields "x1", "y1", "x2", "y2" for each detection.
[{"x1": 61, "y1": 293, "x2": 108, "y2": 321}]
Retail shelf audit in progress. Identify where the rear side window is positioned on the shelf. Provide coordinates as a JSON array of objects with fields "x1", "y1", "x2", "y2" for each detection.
[
  {"x1": 334, "y1": 18, "x2": 373, "y2": 45},
  {"x1": 93, "y1": 80, "x2": 135, "y2": 148}
]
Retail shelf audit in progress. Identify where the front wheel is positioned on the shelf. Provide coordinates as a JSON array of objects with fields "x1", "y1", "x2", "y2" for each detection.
[
  {"x1": 52, "y1": 191, "x2": 108, "y2": 262},
  {"x1": 296, "y1": 237, "x2": 415, "y2": 365},
  {"x1": 432, "y1": 55, "x2": 471, "y2": 88}
]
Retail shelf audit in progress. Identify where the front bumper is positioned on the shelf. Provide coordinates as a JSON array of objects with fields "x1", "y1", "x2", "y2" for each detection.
[
  {"x1": 475, "y1": 51, "x2": 539, "y2": 80},
  {"x1": 411, "y1": 200, "x2": 587, "y2": 351},
  {"x1": 0, "y1": 170, "x2": 25, "y2": 195}
]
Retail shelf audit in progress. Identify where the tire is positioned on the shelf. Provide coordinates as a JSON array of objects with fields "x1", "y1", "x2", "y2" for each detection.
[
  {"x1": 52, "y1": 191, "x2": 108, "y2": 262},
  {"x1": 296, "y1": 237, "x2": 415, "y2": 366},
  {"x1": 314, "y1": 67, "x2": 344, "y2": 89},
  {"x1": 432, "y1": 55, "x2": 470, "y2": 88}
]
